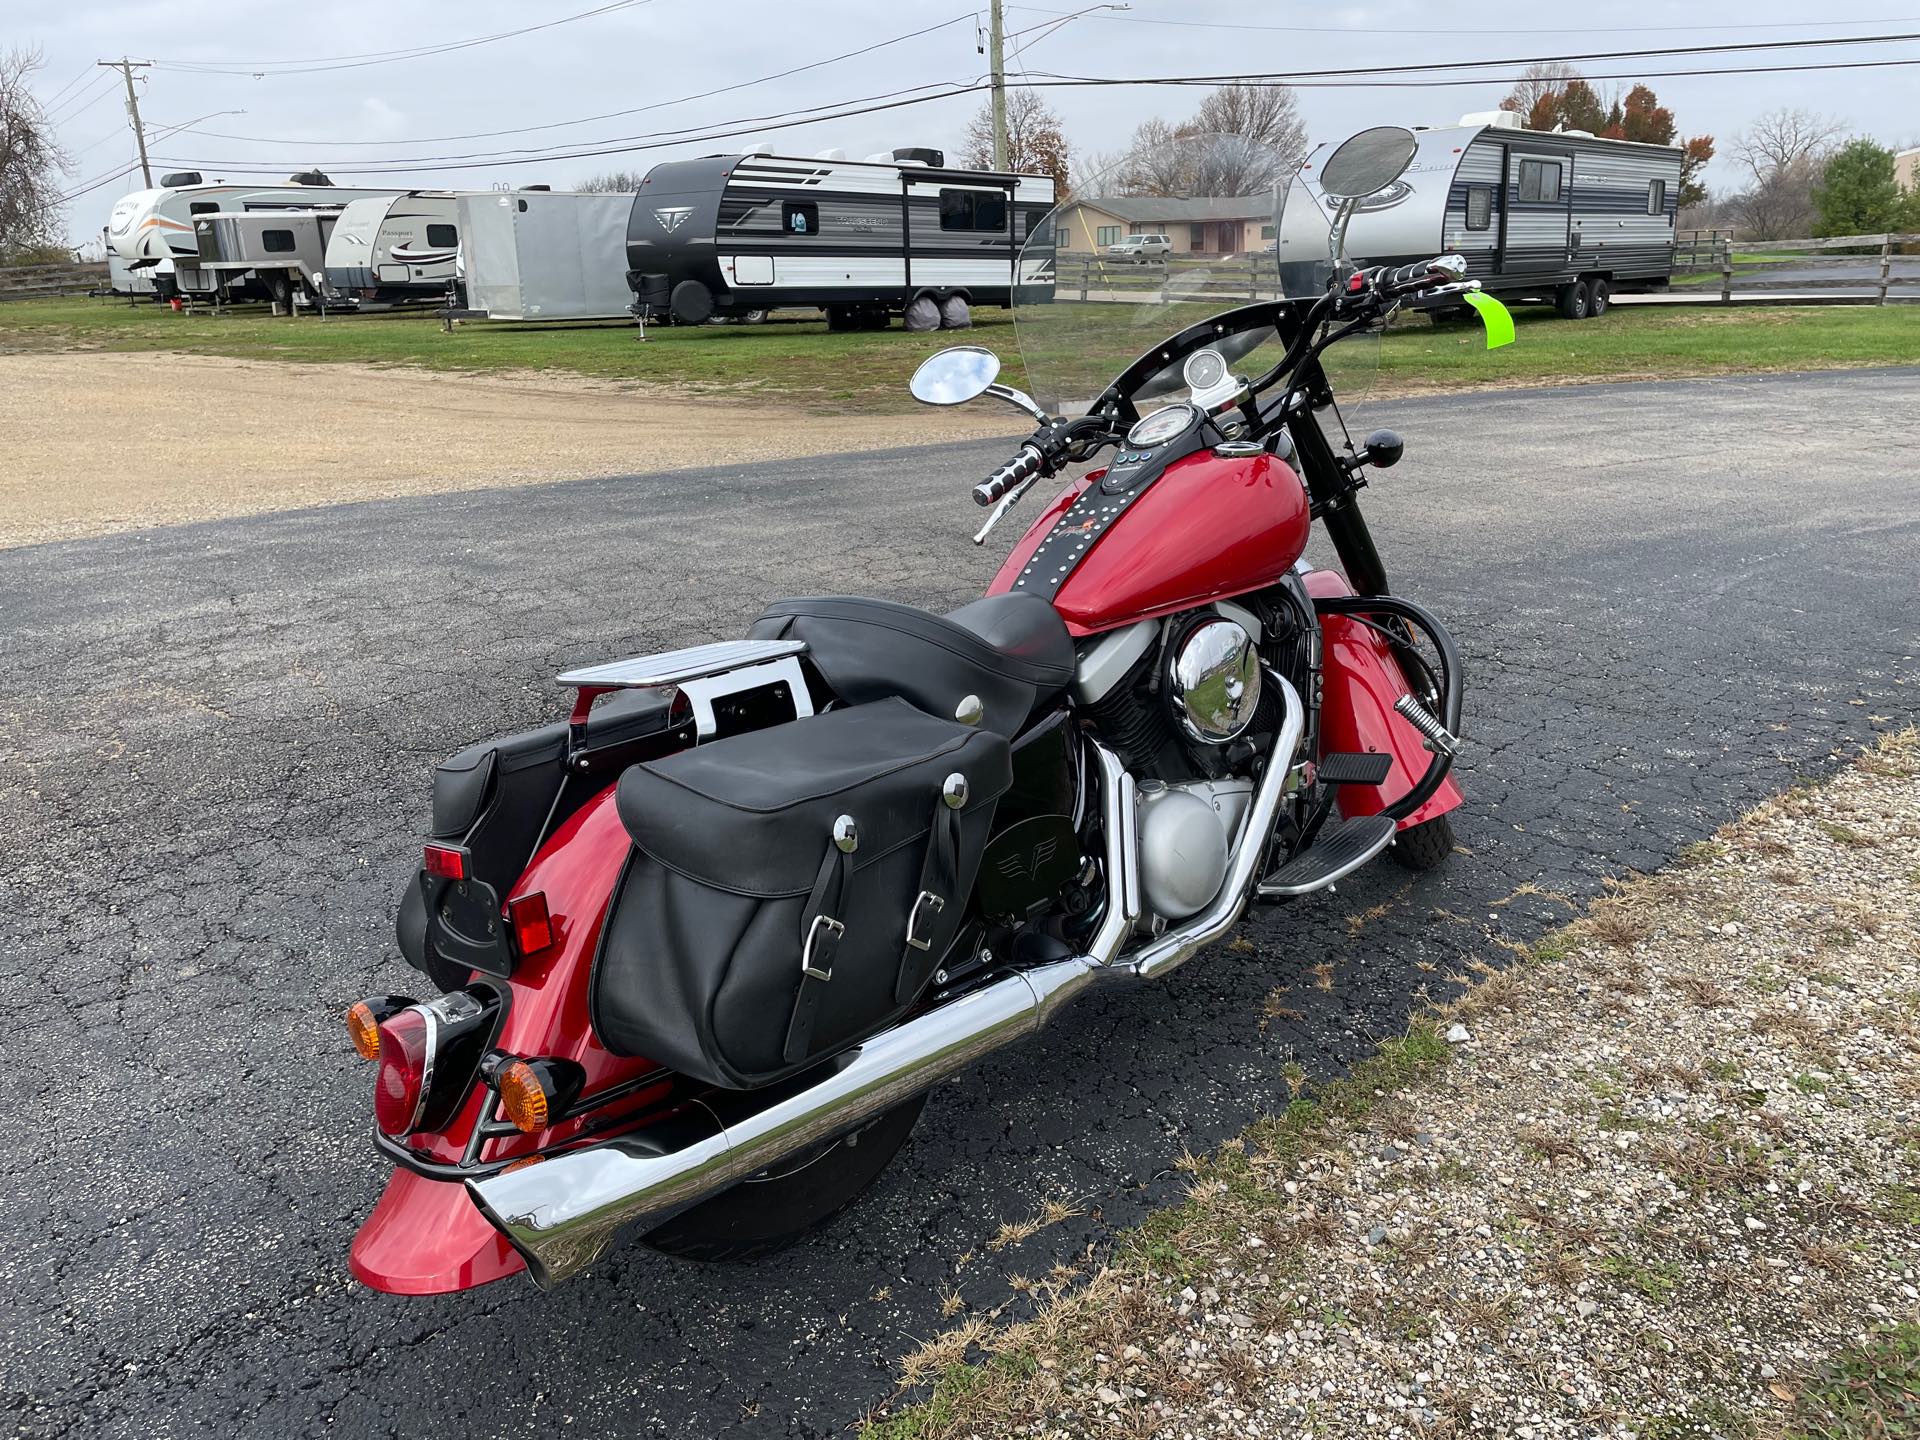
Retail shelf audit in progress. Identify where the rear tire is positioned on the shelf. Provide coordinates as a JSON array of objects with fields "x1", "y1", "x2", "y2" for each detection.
[
  {"x1": 642, "y1": 1092, "x2": 927, "y2": 1263},
  {"x1": 1555, "y1": 280, "x2": 1589, "y2": 320},
  {"x1": 1587, "y1": 277, "x2": 1611, "y2": 316},
  {"x1": 1388, "y1": 813, "x2": 1457, "y2": 872}
]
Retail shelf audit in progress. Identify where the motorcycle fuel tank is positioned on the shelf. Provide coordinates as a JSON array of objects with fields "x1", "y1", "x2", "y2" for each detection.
[{"x1": 988, "y1": 450, "x2": 1311, "y2": 637}]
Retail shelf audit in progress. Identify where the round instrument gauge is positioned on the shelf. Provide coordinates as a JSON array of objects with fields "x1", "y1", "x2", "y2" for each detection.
[
  {"x1": 1182, "y1": 348, "x2": 1228, "y2": 394},
  {"x1": 1126, "y1": 403, "x2": 1197, "y2": 448}
]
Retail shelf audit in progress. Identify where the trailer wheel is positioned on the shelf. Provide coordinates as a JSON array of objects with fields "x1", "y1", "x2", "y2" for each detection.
[
  {"x1": 938, "y1": 294, "x2": 972, "y2": 330},
  {"x1": 1555, "y1": 280, "x2": 1590, "y2": 320},
  {"x1": 1587, "y1": 277, "x2": 1611, "y2": 316}
]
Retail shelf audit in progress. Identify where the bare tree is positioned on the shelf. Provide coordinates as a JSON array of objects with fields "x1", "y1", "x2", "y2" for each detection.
[
  {"x1": 576, "y1": 170, "x2": 648, "y2": 193},
  {"x1": 0, "y1": 47, "x2": 71, "y2": 262},
  {"x1": 1111, "y1": 117, "x2": 1187, "y2": 195},
  {"x1": 1730, "y1": 108, "x2": 1845, "y2": 185},
  {"x1": 1727, "y1": 108, "x2": 1847, "y2": 238},
  {"x1": 961, "y1": 88, "x2": 1071, "y2": 195},
  {"x1": 1191, "y1": 85, "x2": 1306, "y2": 169}
]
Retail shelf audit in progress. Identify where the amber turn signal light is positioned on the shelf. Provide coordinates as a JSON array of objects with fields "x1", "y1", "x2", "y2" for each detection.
[
  {"x1": 347, "y1": 1002, "x2": 382, "y2": 1060},
  {"x1": 498, "y1": 1060, "x2": 553, "y2": 1134}
]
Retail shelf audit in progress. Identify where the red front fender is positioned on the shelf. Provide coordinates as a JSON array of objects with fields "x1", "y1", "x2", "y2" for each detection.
[{"x1": 1303, "y1": 570, "x2": 1464, "y2": 829}]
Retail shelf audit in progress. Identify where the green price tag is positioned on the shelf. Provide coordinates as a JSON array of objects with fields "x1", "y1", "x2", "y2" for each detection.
[{"x1": 1462, "y1": 290, "x2": 1515, "y2": 349}]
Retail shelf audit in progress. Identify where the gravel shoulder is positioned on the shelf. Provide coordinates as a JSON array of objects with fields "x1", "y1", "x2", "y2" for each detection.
[
  {"x1": 0, "y1": 351, "x2": 1024, "y2": 548},
  {"x1": 869, "y1": 732, "x2": 1920, "y2": 1439}
]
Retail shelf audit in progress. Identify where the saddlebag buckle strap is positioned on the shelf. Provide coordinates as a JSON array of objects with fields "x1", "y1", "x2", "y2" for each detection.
[
  {"x1": 905, "y1": 891, "x2": 946, "y2": 952},
  {"x1": 801, "y1": 914, "x2": 845, "y2": 982}
]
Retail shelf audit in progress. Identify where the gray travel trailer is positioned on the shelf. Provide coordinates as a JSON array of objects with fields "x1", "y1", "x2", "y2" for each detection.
[
  {"x1": 457, "y1": 190, "x2": 635, "y2": 321},
  {"x1": 321, "y1": 192, "x2": 464, "y2": 309},
  {"x1": 625, "y1": 149, "x2": 1056, "y2": 329},
  {"x1": 190, "y1": 208, "x2": 340, "y2": 308},
  {"x1": 1277, "y1": 113, "x2": 1683, "y2": 317}
]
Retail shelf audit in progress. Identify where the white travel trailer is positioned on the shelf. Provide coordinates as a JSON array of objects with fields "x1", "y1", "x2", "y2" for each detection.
[
  {"x1": 321, "y1": 192, "x2": 464, "y2": 309},
  {"x1": 457, "y1": 190, "x2": 635, "y2": 321},
  {"x1": 105, "y1": 170, "x2": 400, "y2": 299},
  {"x1": 625, "y1": 147, "x2": 1055, "y2": 328},
  {"x1": 1277, "y1": 113, "x2": 1683, "y2": 318}
]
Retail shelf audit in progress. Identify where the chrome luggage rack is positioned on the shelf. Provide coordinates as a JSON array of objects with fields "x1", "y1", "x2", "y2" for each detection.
[{"x1": 558, "y1": 639, "x2": 812, "y2": 740}]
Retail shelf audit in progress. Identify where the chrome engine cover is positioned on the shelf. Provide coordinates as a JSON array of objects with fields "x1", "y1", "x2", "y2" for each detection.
[
  {"x1": 1167, "y1": 618, "x2": 1261, "y2": 744},
  {"x1": 1137, "y1": 777, "x2": 1256, "y2": 920}
]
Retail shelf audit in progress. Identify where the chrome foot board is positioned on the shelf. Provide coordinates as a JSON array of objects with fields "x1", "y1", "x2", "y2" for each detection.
[{"x1": 1259, "y1": 814, "x2": 1397, "y2": 898}]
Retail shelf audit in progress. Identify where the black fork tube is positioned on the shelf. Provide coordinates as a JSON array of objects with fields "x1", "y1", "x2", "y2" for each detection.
[{"x1": 1284, "y1": 365, "x2": 1390, "y2": 597}]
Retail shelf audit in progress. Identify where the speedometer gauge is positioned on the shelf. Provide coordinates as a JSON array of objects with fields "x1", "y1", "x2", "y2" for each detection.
[{"x1": 1126, "y1": 404, "x2": 1197, "y2": 448}]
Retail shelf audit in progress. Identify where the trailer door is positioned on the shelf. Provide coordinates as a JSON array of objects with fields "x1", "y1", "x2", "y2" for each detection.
[{"x1": 1503, "y1": 152, "x2": 1571, "y2": 276}]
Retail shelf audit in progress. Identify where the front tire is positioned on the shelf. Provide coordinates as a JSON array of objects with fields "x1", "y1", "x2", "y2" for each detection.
[
  {"x1": 1389, "y1": 813, "x2": 1456, "y2": 872},
  {"x1": 642, "y1": 1092, "x2": 927, "y2": 1262}
]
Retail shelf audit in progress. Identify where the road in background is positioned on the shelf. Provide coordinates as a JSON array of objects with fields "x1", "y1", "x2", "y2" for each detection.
[{"x1": 1, "y1": 370, "x2": 1915, "y2": 1438}]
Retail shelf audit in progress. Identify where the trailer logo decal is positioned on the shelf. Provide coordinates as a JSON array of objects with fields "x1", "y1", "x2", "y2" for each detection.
[{"x1": 653, "y1": 207, "x2": 694, "y2": 233}]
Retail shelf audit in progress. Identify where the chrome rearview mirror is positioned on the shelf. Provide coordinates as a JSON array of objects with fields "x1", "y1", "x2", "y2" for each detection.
[
  {"x1": 1318, "y1": 126, "x2": 1418, "y2": 199},
  {"x1": 910, "y1": 346, "x2": 1001, "y2": 406}
]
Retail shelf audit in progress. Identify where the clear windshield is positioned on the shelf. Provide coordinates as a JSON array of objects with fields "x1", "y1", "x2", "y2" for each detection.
[{"x1": 1014, "y1": 131, "x2": 1379, "y2": 416}]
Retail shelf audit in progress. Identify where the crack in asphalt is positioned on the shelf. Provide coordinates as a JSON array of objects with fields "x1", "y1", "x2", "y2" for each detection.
[{"x1": 0, "y1": 369, "x2": 1915, "y2": 1438}]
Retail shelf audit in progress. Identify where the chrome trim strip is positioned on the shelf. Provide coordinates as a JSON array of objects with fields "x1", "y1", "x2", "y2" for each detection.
[{"x1": 556, "y1": 639, "x2": 807, "y2": 691}]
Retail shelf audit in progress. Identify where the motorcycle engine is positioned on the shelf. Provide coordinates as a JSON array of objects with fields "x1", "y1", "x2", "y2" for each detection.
[{"x1": 1137, "y1": 777, "x2": 1255, "y2": 918}]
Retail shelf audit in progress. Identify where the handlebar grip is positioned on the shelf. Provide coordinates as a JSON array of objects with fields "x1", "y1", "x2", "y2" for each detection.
[
  {"x1": 1382, "y1": 260, "x2": 1439, "y2": 293},
  {"x1": 972, "y1": 446, "x2": 1045, "y2": 507}
]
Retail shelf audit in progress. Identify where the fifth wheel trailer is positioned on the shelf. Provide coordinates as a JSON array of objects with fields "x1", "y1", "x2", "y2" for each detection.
[
  {"x1": 625, "y1": 148, "x2": 1055, "y2": 329},
  {"x1": 1277, "y1": 113, "x2": 1683, "y2": 318},
  {"x1": 457, "y1": 191, "x2": 636, "y2": 321}
]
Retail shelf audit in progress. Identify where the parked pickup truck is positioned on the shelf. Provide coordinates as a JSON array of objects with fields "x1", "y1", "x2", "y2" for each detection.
[{"x1": 1106, "y1": 234, "x2": 1172, "y2": 262}]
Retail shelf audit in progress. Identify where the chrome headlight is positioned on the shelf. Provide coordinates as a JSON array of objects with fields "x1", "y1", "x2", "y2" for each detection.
[{"x1": 1167, "y1": 618, "x2": 1261, "y2": 744}]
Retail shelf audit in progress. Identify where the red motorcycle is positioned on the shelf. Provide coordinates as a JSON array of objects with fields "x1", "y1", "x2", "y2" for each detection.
[{"x1": 346, "y1": 128, "x2": 1499, "y2": 1293}]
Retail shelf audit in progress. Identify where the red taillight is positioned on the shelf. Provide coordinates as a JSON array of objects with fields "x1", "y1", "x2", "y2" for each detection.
[
  {"x1": 423, "y1": 844, "x2": 467, "y2": 881},
  {"x1": 508, "y1": 891, "x2": 553, "y2": 956},
  {"x1": 374, "y1": 1008, "x2": 433, "y2": 1136}
]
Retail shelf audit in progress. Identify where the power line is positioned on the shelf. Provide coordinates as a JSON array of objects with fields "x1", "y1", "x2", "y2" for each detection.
[
  {"x1": 148, "y1": 0, "x2": 660, "y2": 76},
  {"x1": 45, "y1": 72, "x2": 120, "y2": 125},
  {"x1": 145, "y1": 28, "x2": 1920, "y2": 173},
  {"x1": 145, "y1": 48, "x2": 1920, "y2": 180},
  {"x1": 36, "y1": 59, "x2": 99, "y2": 111},
  {"x1": 149, "y1": 13, "x2": 976, "y2": 149},
  {"x1": 1009, "y1": 3, "x2": 1920, "y2": 37},
  {"x1": 96, "y1": 60, "x2": 154, "y2": 188}
]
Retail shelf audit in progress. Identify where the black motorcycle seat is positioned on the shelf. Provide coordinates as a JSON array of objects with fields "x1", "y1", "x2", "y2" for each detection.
[{"x1": 749, "y1": 593, "x2": 1075, "y2": 737}]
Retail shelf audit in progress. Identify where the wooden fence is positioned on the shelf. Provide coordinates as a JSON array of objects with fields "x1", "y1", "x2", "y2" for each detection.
[
  {"x1": 1672, "y1": 231, "x2": 1919, "y2": 304},
  {"x1": 1054, "y1": 254, "x2": 1283, "y2": 302},
  {"x1": 0, "y1": 261, "x2": 110, "y2": 302}
]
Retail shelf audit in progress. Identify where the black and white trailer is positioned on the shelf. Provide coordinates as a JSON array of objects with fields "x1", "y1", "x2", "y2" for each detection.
[
  {"x1": 1278, "y1": 112, "x2": 1683, "y2": 318},
  {"x1": 624, "y1": 148, "x2": 1056, "y2": 330}
]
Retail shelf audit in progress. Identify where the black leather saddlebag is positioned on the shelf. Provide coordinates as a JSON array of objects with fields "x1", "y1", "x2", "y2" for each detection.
[{"x1": 590, "y1": 699, "x2": 1013, "y2": 1088}]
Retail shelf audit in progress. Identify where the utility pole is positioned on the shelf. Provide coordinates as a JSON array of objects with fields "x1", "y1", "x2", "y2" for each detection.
[
  {"x1": 989, "y1": 0, "x2": 1007, "y2": 171},
  {"x1": 98, "y1": 59, "x2": 153, "y2": 188}
]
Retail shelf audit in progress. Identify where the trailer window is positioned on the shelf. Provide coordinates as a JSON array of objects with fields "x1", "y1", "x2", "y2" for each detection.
[
  {"x1": 1646, "y1": 179, "x2": 1666, "y2": 216},
  {"x1": 261, "y1": 229, "x2": 297, "y2": 253},
  {"x1": 426, "y1": 223, "x2": 458, "y2": 247},
  {"x1": 1517, "y1": 159, "x2": 1561, "y2": 204},
  {"x1": 189, "y1": 202, "x2": 220, "y2": 216},
  {"x1": 939, "y1": 189, "x2": 1007, "y2": 232},
  {"x1": 781, "y1": 200, "x2": 818, "y2": 236},
  {"x1": 1465, "y1": 186, "x2": 1492, "y2": 231}
]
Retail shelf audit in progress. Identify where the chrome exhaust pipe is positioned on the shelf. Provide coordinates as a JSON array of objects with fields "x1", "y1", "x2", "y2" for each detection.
[
  {"x1": 469, "y1": 686, "x2": 1299, "y2": 1289},
  {"x1": 468, "y1": 746, "x2": 1141, "y2": 1289}
]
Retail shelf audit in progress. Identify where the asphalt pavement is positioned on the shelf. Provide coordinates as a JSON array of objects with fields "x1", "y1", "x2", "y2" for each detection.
[{"x1": 2, "y1": 369, "x2": 1916, "y2": 1438}]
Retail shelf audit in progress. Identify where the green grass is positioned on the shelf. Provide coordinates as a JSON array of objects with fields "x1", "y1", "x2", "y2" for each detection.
[
  {"x1": 0, "y1": 294, "x2": 1023, "y2": 412},
  {"x1": 4, "y1": 292, "x2": 1914, "y2": 412},
  {"x1": 1786, "y1": 1323, "x2": 1920, "y2": 1439}
]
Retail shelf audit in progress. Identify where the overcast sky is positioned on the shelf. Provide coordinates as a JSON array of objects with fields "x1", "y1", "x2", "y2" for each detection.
[{"x1": 28, "y1": 0, "x2": 1920, "y2": 245}]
